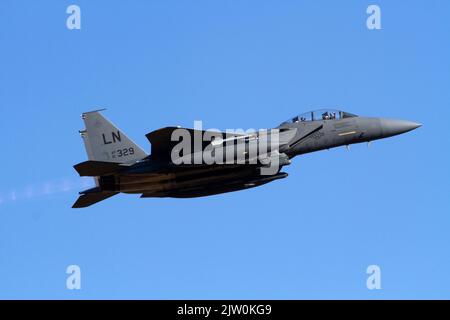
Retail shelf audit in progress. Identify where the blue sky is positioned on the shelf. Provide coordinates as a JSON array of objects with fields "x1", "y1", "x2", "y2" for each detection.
[{"x1": 0, "y1": 1, "x2": 449, "y2": 299}]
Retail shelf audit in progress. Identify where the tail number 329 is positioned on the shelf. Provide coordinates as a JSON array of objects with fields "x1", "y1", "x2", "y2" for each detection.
[{"x1": 112, "y1": 147, "x2": 135, "y2": 159}]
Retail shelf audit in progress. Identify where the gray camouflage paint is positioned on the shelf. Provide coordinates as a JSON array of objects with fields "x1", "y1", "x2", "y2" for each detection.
[{"x1": 72, "y1": 110, "x2": 420, "y2": 207}]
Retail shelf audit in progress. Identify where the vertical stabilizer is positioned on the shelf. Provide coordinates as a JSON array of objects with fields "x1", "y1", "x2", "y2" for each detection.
[{"x1": 79, "y1": 109, "x2": 147, "y2": 164}]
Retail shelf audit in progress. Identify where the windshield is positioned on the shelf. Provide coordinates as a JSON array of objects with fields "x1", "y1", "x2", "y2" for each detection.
[{"x1": 286, "y1": 109, "x2": 358, "y2": 124}]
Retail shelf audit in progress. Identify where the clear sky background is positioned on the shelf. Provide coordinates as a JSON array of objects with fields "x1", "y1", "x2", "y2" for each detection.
[{"x1": 0, "y1": 1, "x2": 449, "y2": 299}]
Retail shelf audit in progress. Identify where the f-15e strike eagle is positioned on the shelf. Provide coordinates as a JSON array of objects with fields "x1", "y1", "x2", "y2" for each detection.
[{"x1": 72, "y1": 109, "x2": 420, "y2": 208}]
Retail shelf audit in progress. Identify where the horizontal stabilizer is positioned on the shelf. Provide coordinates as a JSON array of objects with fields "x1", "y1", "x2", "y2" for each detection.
[
  {"x1": 72, "y1": 191, "x2": 118, "y2": 208},
  {"x1": 74, "y1": 160, "x2": 126, "y2": 177}
]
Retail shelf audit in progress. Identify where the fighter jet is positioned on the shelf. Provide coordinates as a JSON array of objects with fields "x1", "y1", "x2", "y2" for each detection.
[{"x1": 72, "y1": 109, "x2": 420, "y2": 208}]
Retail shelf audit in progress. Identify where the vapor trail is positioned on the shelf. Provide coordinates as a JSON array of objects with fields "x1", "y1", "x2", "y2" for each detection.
[{"x1": 0, "y1": 177, "x2": 94, "y2": 205}]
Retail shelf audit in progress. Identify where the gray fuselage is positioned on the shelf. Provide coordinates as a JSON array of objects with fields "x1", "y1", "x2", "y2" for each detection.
[{"x1": 281, "y1": 116, "x2": 419, "y2": 157}]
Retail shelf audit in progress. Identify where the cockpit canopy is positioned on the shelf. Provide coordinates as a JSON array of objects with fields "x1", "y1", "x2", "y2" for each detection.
[{"x1": 284, "y1": 109, "x2": 358, "y2": 124}]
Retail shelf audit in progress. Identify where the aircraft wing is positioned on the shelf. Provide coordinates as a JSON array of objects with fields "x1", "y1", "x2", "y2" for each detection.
[
  {"x1": 146, "y1": 126, "x2": 295, "y2": 168},
  {"x1": 145, "y1": 127, "x2": 246, "y2": 161}
]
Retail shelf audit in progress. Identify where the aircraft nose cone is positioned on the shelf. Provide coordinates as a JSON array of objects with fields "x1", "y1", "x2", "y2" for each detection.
[{"x1": 380, "y1": 119, "x2": 422, "y2": 137}]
